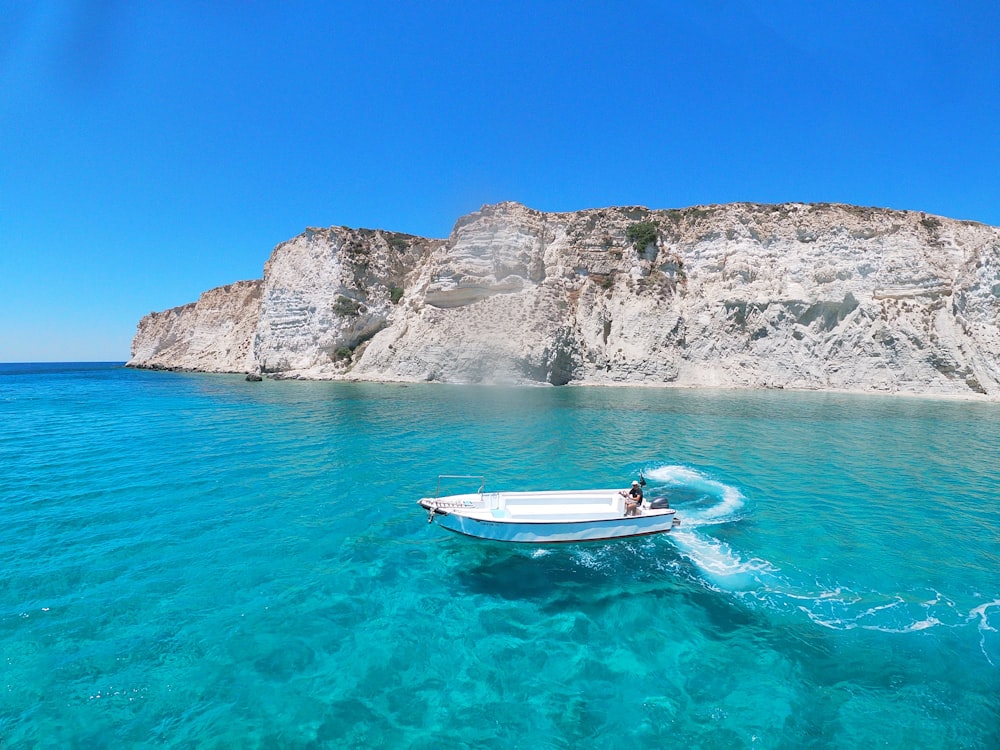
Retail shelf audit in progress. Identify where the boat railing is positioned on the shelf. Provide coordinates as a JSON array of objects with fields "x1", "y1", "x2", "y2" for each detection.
[{"x1": 433, "y1": 474, "x2": 486, "y2": 500}]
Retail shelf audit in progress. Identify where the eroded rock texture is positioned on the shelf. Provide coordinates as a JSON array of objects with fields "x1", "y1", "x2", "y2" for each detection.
[{"x1": 129, "y1": 202, "x2": 1000, "y2": 397}]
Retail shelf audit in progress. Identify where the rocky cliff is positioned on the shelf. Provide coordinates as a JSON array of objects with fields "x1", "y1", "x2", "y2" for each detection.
[
  {"x1": 129, "y1": 280, "x2": 262, "y2": 373},
  {"x1": 128, "y1": 202, "x2": 1000, "y2": 398}
]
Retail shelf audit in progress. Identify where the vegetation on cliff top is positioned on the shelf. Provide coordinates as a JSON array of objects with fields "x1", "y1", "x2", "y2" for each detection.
[{"x1": 626, "y1": 221, "x2": 658, "y2": 250}]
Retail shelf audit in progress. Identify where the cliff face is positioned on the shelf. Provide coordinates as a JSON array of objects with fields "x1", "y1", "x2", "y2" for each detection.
[
  {"x1": 128, "y1": 202, "x2": 1000, "y2": 397},
  {"x1": 130, "y1": 280, "x2": 262, "y2": 373},
  {"x1": 253, "y1": 227, "x2": 444, "y2": 375}
]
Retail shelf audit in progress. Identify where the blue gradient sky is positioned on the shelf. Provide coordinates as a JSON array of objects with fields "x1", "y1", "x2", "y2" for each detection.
[{"x1": 2, "y1": 1, "x2": 998, "y2": 361}]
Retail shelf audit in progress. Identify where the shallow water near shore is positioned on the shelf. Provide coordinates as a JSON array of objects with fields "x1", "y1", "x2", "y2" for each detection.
[{"x1": 1, "y1": 363, "x2": 998, "y2": 748}]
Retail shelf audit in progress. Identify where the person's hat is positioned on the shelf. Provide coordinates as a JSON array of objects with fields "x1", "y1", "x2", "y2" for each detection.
[{"x1": 632, "y1": 480, "x2": 639, "y2": 486}]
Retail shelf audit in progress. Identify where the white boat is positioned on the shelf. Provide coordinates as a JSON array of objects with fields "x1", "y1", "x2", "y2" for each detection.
[{"x1": 418, "y1": 476, "x2": 679, "y2": 543}]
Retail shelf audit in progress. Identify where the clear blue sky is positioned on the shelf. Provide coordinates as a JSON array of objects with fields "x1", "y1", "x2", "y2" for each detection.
[{"x1": 2, "y1": 1, "x2": 998, "y2": 362}]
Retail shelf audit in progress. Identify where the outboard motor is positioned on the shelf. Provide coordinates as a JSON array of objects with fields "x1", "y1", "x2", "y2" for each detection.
[{"x1": 646, "y1": 493, "x2": 671, "y2": 509}]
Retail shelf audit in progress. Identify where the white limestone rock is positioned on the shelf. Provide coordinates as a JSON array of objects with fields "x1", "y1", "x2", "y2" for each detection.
[
  {"x1": 128, "y1": 280, "x2": 261, "y2": 373},
  {"x1": 128, "y1": 202, "x2": 1000, "y2": 398},
  {"x1": 253, "y1": 226, "x2": 441, "y2": 378}
]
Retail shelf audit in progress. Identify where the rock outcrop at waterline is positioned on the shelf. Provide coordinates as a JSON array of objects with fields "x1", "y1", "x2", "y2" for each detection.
[{"x1": 128, "y1": 202, "x2": 1000, "y2": 397}]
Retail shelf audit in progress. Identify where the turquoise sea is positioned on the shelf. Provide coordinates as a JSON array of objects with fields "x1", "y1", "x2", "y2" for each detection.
[{"x1": 1, "y1": 362, "x2": 998, "y2": 748}]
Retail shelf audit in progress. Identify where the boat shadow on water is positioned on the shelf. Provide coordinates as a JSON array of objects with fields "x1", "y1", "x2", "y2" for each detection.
[
  {"x1": 449, "y1": 538, "x2": 661, "y2": 589},
  {"x1": 449, "y1": 538, "x2": 738, "y2": 607},
  {"x1": 451, "y1": 546, "x2": 625, "y2": 600},
  {"x1": 450, "y1": 541, "x2": 768, "y2": 639}
]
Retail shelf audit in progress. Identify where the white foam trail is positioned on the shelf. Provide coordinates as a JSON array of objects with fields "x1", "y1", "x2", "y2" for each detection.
[
  {"x1": 643, "y1": 464, "x2": 745, "y2": 524},
  {"x1": 643, "y1": 464, "x2": 767, "y2": 589},
  {"x1": 969, "y1": 599, "x2": 1000, "y2": 666},
  {"x1": 669, "y1": 528, "x2": 782, "y2": 592},
  {"x1": 969, "y1": 599, "x2": 1000, "y2": 628},
  {"x1": 637, "y1": 464, "x2": 998, "y2": 659},
  {"x1": 644, "y1": 464, "x2": 704, "y2": 484}
]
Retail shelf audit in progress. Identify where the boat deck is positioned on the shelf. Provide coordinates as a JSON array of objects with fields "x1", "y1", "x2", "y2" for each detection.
[{"x1": 419, "y1": 488, "x2": 673, "y2": 524}]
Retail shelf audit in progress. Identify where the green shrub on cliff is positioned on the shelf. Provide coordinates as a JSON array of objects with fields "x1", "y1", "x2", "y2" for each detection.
[
  {"x1": 626, "y1": 221, "x2": 658, "y2": 250},
  {"x1": 333, "y1": 295, "x2": 361, "y2": 316}
]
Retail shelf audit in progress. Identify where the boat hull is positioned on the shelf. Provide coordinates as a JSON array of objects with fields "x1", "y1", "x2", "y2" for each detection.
[
  {"x1": 420, "y1": 492, "x2": 677, "y2": 544},
  {"x1": 422, "y1": 502, "x2": 677, "y2": 543}
]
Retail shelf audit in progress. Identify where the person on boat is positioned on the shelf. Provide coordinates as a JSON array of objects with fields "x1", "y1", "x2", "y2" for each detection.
[{"x1": 621, "y1": 480, "x2": 643, "y2": 516}]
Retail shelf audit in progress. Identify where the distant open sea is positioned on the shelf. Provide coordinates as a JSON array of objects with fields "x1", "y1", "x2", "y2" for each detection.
[{"x1": 1, "y1": 362, "x2": 998, "y2": 748}]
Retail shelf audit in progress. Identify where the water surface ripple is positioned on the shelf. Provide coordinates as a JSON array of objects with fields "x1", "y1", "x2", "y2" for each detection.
[{"x1": 1, "y1": 364, "x2": 997, "y2": 748}]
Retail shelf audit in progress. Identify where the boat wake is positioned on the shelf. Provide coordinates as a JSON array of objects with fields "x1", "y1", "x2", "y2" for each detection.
[
  {"x1": 642, "y1": 464, "x2": 746, "y2": 525},
  {"x1": 642, "y1": 464, "x2": 782, "y2": 592},
  {"x1": 635, "y1": 464, "x2": 1000, "y2": 664}
]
